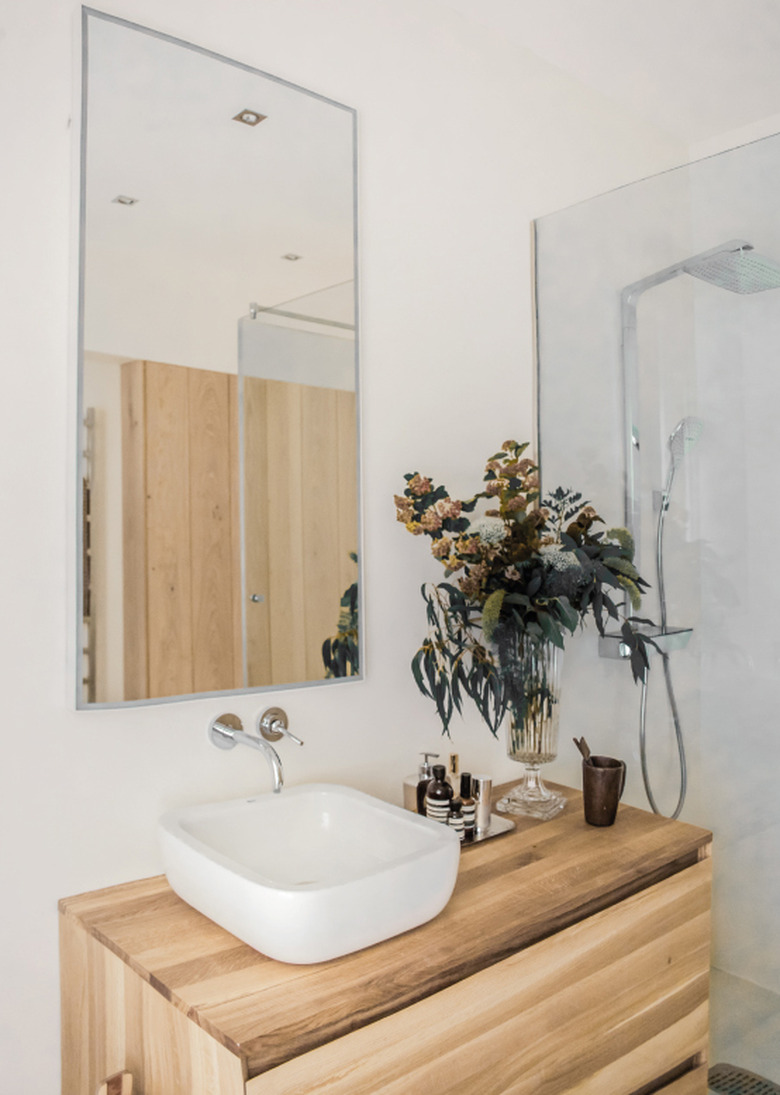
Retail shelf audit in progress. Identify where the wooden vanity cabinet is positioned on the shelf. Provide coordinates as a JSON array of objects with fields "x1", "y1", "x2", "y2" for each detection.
[{"x1": 60, "y1": 783, "x2": 712, "y2": 1095}]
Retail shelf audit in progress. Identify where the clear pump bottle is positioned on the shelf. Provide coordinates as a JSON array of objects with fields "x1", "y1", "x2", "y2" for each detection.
[{"x1": 403, "y1": 752, "x2": 439, "y2": 814}]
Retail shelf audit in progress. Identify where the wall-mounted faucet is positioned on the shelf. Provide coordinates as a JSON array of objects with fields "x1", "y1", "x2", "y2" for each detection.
[{"x1": 209, "y1": 709, "x2": 302, "y2": 793}]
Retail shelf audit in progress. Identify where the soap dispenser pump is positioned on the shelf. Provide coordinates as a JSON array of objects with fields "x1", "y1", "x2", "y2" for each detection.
[
  {"x1": 425, "y1": 764, "x2": 454, "y2": 823},
  {"x1": 403, "y1": 752, "x2": 439, "y2": 814}
]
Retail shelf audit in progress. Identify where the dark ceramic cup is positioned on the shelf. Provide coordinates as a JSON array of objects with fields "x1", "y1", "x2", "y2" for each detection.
[{"x1": 582, "y1": 755, "x2": 626, "y2": 826}]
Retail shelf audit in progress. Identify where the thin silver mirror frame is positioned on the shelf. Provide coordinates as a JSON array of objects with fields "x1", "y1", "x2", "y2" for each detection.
[{"x1": 75, "y1": 7, "x2": 362, "y2": 708}]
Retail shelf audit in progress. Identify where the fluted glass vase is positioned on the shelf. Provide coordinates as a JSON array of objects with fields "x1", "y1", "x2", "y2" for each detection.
[{"x1": 495, "y1": 632, "x2": 566, "y2": 820}]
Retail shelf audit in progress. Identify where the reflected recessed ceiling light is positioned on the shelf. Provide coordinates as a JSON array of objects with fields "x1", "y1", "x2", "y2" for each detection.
[
  {"x1": 233, "y1": 109, "x2": 267, "y2": 126},
  {"x1": 282, "y1": 253, "x2": 302, "y2": 262},
  {"x1": 112, "y1": 195, "x2": 139, "y2": 205}
]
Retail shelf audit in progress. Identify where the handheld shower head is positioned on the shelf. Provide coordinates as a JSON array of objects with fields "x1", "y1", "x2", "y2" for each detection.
[{"x1": 668, "y1": 416, "x2": 703, "y2": 466}]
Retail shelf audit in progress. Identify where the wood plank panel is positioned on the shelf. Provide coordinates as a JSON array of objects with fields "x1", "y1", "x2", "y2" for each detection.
[
  {"x1": 228, "y1": 375, "x2": 243, "y2": 686},
  {"x1": 301, "y1": 386, "x2": 342, "y2": 676},
  {"x1": 266, "y1": 380, "x2": 307, "y2": 683},
  {"x1": 655, "y1": 1066, "x2": 710, "y2": 1094},
  {"x1": 247, "y1": 862, "x2": 710, "y2": 1095},
  {"x1": 120, "y1": 360, "x2": 148, "y2": 700},
  {"x1": 243, "y1": 376, "x2": 271, "y2": 686},
  {"x1": 188, "y1": 368, "x2": 238, "y2": 692},
  {"x1": 144, "y1": 361, "x2": 194, "y2": 698},
  {"x1": 60, "y1": 914, "x2": 246, "y2": 1095},
  {"x1": 336, "y1": 389, "x2": 358, "y2": 598},
  {"x1": 60, "y1": 785, "x2": 711, "y2": 1080}
]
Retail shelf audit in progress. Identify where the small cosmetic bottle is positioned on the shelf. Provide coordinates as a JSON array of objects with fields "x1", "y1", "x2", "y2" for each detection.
[
  {"x1": 425, "y1": 764, "x2": 454, "y2": 824},
  {"x1": 459, "y1": 772, "x2": 476, "y2": 841},
  {"x1": 472, "y1": 774, "x2": 493, "y2": 835},
  {"x1": 447, "y1": 799, "x2": 465, "y2": 841}
]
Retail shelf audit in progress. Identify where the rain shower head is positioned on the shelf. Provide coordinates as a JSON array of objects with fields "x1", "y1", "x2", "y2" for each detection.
[
  {"x1": 668, "y1": 416, "x2": 703, "y2": 465},
  {"x1": 683, "y1": 242, "x2": 780, "y2": 294}
]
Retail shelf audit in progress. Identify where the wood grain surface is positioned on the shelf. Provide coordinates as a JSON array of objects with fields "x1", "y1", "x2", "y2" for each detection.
[
  {"x1": 246, "y1": 860, "x2": 711, "y2": 1094},
  {"x1": 60, "y1": 783, "x2": 711, "y2": 1083},
  {"x1": 61, "y1": 915, "x2": 246, "y2": 1095}
]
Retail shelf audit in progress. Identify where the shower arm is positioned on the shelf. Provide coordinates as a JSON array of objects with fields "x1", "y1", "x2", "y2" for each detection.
[
  {"x1": 621, "y1": 265, "x2": 687, "y2": 573},
  {"x1": 620, "y1": 239, "x2": 747, "y2": 578}
]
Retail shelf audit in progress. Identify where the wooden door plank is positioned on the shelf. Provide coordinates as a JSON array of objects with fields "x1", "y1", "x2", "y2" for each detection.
[
  {"x1": 266, "y1": 380, "x2": 306, "y2": 684},
  {"x1": 188, "y1": 368, "x2": 236, "y2": 692},
  {"x1": 301, "y1": 386, "x2": 341, "y2": 678},
  {"x1": 336, "y1": 388, "x2": 358, "y2": 598},
  {"x1": 120, "y1": 360, "x2": 148, "y2": 700},
  {"x1": 144, "y1": 361, "x2": 193, "y2": 698},
  {"x1": 228, "y1": 375, "x2": 243, "y2": 687},
  {"x1": 243, "y1": 376, "x2": 271, "y2": 686}
]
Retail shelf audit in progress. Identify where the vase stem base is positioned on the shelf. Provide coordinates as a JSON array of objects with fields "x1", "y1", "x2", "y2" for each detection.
[
  {"x1": 496, "y1": 789, "x2": 566, "y2": 820},
  {"x1": 496, "y1": 764, "x2": 566, "y2": 820}
]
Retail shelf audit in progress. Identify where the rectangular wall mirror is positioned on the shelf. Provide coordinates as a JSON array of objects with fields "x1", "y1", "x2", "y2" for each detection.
[{"x1": 77, "y1": 9, "x2": 360, "y2": 707}]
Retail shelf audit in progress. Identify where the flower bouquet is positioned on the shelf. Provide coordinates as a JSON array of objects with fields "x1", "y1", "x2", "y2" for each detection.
[{"x1": 395, "y1": 440, "x2": 652, "y2": 817}]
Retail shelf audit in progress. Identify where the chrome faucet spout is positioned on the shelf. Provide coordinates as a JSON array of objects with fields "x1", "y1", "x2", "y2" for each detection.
[{"x1": 209, "y1": 717, "x2": 284, "y2": 792}]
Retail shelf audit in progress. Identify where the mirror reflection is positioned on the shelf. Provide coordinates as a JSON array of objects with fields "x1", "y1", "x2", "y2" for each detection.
[{"x1": 78, "y1": 10, "x2": 360, "y2": 706}]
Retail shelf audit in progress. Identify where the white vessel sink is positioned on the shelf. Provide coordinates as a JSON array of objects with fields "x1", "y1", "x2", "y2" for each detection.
[{"x1": 158, "y1": 783, "x2": 461, "y2": 964}]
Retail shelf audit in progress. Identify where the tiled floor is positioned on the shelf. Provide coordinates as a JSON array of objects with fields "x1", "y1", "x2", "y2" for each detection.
[{"x1": 710, "y1": 968, "x2": 780, "y2": 1087}]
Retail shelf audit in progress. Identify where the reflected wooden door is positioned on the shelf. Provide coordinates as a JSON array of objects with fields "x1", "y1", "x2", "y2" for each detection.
[
  {"x1": 244, "y1": 377, "x2": 357, "y2": 687},
  {"x1": 121, "y1": 360, "x2": 242, "y2": 700}
]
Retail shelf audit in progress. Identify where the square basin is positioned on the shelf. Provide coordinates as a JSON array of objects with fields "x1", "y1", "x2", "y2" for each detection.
[{"x1": 159, "y1": 783, "x2": 461, "y2": 964}]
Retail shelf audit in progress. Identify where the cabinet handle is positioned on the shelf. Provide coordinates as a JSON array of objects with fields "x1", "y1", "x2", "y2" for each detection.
[{"x1": 96, "y1": 1072, "x2": 133, "y2": 1095}]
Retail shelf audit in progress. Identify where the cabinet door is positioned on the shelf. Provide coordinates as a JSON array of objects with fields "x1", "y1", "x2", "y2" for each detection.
[
  {"x1": 60, "y1": 914, "x2": 247, "y2": 1095},
  {"x1": 248, "y1": 861, "x2": 711, "y2": 1095}
]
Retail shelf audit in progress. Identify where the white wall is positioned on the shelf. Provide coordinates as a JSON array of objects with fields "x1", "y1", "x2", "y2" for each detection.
[{"x1": 0, "y1": 0, "x2": 686, "y2": 1087}]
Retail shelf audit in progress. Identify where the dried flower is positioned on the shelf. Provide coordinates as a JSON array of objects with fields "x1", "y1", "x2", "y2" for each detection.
[
  {"x1": 435, "y1": 497, "x2": 462, "y2": 520},
  {"x1": 394, "y1": 495, "x2": 414, "y2": 522},
  {"x1": 420, "y1": 509, "x2": 442, "y2": 532},
  {"x1": 407, "y1": 473, "x2": 432, "y2": 496},
  {"x1": 459, "y1": 575, "x2": 482, "y2": 597},
  {"x1": 431, "y1": 537, "x2": 451, "y2": 559}
]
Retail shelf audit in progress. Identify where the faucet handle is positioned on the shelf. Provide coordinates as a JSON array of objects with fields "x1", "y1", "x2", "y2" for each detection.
[{"x1": 258, "y1": 707, "x2": 303, "y2": 746}]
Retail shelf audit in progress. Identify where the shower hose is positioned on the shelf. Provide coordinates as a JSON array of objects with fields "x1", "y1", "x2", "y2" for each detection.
[{"x1": 639, "y1": 470, "x2": 688, "y2": 820}]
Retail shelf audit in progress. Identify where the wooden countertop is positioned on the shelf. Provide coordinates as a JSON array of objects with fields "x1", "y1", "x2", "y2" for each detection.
[{"x1": 59, "y1": 782, "x2": 711, "y2": 1080}]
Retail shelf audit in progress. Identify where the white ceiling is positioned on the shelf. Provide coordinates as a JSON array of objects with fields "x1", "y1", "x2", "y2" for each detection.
[{"x1": 438, "y1": 0, "x2": 780, "y2": 143}]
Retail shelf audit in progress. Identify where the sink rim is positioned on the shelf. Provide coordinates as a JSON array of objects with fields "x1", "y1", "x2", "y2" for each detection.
[{"x1": 159, "y1": 782, "x2": 461, "y2": 893}]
